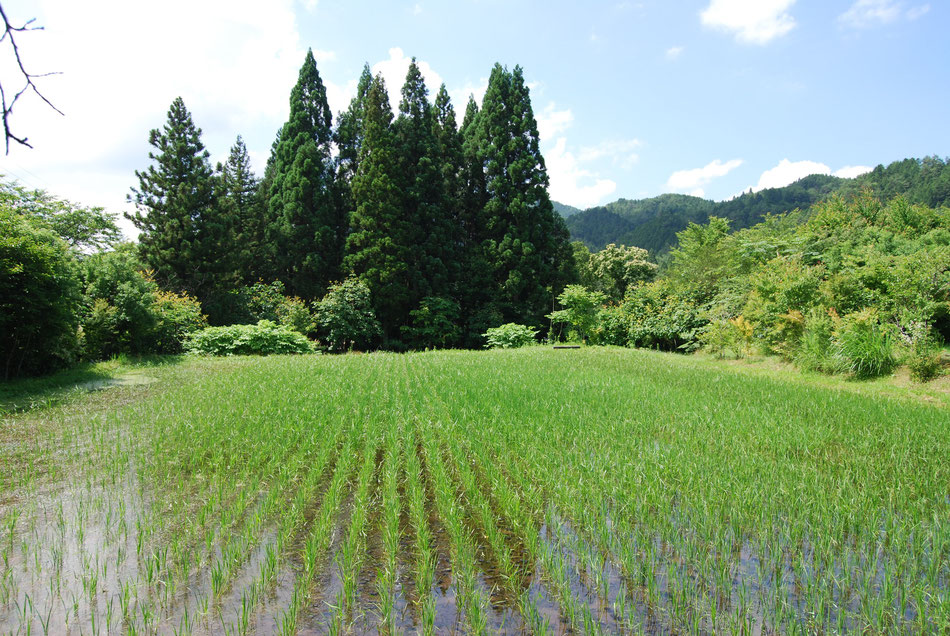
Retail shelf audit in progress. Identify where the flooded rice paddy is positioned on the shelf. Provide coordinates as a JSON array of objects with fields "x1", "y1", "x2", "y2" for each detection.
[{"x1": 1, "y1": 348, "x2": 948, "y2": 634}]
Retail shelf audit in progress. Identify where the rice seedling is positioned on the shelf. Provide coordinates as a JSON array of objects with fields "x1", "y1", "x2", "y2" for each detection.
[{"x1": 0, "y1": 347, "x2": 947, "y2": 633}]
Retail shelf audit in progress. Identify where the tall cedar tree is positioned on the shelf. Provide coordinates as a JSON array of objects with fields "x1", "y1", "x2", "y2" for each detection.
[
  {"x1": 266, "y1": 49, "x2": 343, "y2": 300},
  {"x1": 458, "y1": 95, "x2": 499, "y2": 342},
  {"x1": 471, "y1": 64, "x2": 574, "y2": 327},
  {"x1": 335, "y1": 64, "x2": 373, "y2": 214},
  {"x1": 215, "y1": 135, "x2": 261, "y2": 286},
  {"x1": 344, "y1": 74, "x2": 413, "y2": 342},
  {"x1": 127, "y1": 97, "x2": 220, "y2": 300},
  {"x1": 394, "y1": 61, "x2": 455, "y2": 332}
]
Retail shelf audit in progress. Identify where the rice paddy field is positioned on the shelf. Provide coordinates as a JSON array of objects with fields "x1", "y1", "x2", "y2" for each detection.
[{"x1": 1, "y1": 347, "x2": 948, "y2": 635}]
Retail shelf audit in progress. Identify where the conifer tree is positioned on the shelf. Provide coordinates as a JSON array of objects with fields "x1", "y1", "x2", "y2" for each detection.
[
  {"x1": 127, "y1": 97, "x2": 219, "y2": 299},
  {"x1": 394, "y1": 60, "x2": 455, "y2": 331},
  {"x1": 335, "y1": 63, "x2": 373, "y2": 212},
  {"x1": 471, "y1": 64, "x2": 574, "y2": 327},
  {"x1": 344, "y1": 74, "x2": 413, "y2": 341},
  {"x1": 265, "y1": 49, "x2": 343, "y2": 299},
  {"x1": 458, "y1": 95, "x2": 502, "y2": 341},
  {"x1": 216, "y1": 135, "x2": 261, "y2": 286}
]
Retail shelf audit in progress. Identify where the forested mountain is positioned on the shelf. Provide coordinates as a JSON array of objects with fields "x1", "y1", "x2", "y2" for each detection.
[
  {"x1": 562, "y1": 157, "x2": 950, "y2": 254},
  {"x1": 553, "y1": 201, "x2": 583, "y2": 218}
]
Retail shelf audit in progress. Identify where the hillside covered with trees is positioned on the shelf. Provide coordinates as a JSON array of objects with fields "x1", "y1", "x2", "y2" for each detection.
[{"x1": 563, "y1": 157, "x2": 950, "y2": 254}]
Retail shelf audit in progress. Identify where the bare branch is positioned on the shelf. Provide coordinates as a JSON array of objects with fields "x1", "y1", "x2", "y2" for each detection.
[{"x1": 0, "y1": 2, "x2": 63, "y2": 154}]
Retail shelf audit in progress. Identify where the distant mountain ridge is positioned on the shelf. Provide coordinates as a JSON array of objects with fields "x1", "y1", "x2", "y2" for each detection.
[{"x1": 557, "y1": 156, "x2": 950, "y2": 255}]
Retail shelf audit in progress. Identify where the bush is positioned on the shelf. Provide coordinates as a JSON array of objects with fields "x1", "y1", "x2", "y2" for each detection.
[
  {"x1": 483, "y1": 323, "x2": 538, "y2": 349},
  {"x1": 220, "y1": 281, "x2": 314, "y2": 334},
  {"x1": 548, "y1": 285, "x2": 607, "y2": 344},
  {"x1": 900, "y1": 321, "x2": 943, "y2": 383},
  {"x1": 187, "y1": 320, "x2": 314, "y2": 356},
  {"x1": 79, "y1": 246, "x2": 207, "y2": 359},
  {"x1": 700, "y1": 316, "x2": 753, "y2": 359},
  {"x1": 1, "y1": 207, "x2": 81, "y2": 378},
  {"x1": 313, "y1": 277, "x2": 381, "y2": 352},
  {"x1": 404, "y1": 296, "x2": 461, "y2": 349},
  {"x1": 622, "y1": 280, "x2": 705, "y2": 351},
  {"x1": 794, "y1": 308, "x2": 840, "y2": 374},
  {"x1": 832, "y1": 309, "x2": 896, "y2": 379},
  {"x1": 151, "y1": 289, "x2": 208, "y2": 353}
]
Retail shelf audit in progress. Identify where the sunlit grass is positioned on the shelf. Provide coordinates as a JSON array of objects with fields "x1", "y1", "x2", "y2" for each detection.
[{"x1": 1, "y1": 347, "x2": 948, "y2": 633}]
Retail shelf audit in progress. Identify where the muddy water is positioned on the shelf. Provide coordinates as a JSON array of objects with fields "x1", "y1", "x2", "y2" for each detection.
[{"x1": 1, "y1": 448, "x2": 942, "y2": 634}]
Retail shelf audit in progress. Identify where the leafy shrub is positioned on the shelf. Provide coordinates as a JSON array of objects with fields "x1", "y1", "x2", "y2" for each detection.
[
  {"x1": 483, "y1": 323, "x2": 538, "y2": 349},
  {"x1": 79, "y1": 246, "x2": 207, "y2": 359},
  {"x1": 187, "y1": 320, "x2": 314, "y2": 356},
  {"x1": 1, "y1": 207, "x2": 81, "y2": 378},
  {"x1": 220, "y1": 281, "x2": 314, "y2": 334},
  {"x1": 404, "y1": 296, "x2": 461, "y2": 349},
  {"x1": 794, "y1": 308, "x2": 840, "y2": 374},
  {"x1": 622, "y1": 280, "x2": 705, "y2": 351},
  {"x1": 900, "y1": 320, "x2": 943, "y2": 383},
  {"x1": 832, "y1": 309, "x2": 896, "y2": 379},
  {"x1": 700, "y1": 316, "x2": 753, "y2": 359},
  {"x1": 548, "y1": 285, "x2": 607, "y2": 344},
  {"x1": 313, "y1": 277, "x2": 382, "y2": 352},
  {"x1": 151, "y1": 289, "x2": 208, "y2": 353}
]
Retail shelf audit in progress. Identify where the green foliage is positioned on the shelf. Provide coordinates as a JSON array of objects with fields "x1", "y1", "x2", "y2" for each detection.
[
  {"x1": 187, "y1": 320, "x2": 314, "y2": 356},
  {"x1": 344, "y1": 73, "x2": 413, "y2": 341},
  {"x1": 313, "y1": 277, "x2": 382, "y2": 352},
  {"x1": 469, "y1": 64, "x2": 574, "y2": 326},
  {"x1": 587, "y1": 242, "x2": 657, "y2": 301},
  {"x1": 699, "y1": 316, "x2": 754, "y2": 359},
  {"x1": 150, "y1": 289, "x2": 208, "y2": 354},
  {"x1": 548, "y1": 285, "x2": 606, "y2": 343},
  {"x1": 900, "y1": 321, "x2": 943, "y2": 383},
  {"x1": 0, "y1": 207, "x2": 81, "y2": 378},
  {"x1": 127, "y1": 97, "x2": 220, "y2": 299},
  {"x1": 78, "y1": 245, "x2": 208, "y2": 359},
  {"x1": 222, "y1": 281, "x2": 314, "y2": 335},
  {"x1": 405, "y1": 296, "x2": 461, "y2": 349},
  {"x1": 622, "y1": 280, "x2": 705, "y2": 351},
  {"x1": 832, "y1": 309, "x2": 896, "y2": 379},
  {"x1": 215, "y1": 135, "x2": 263, "y2": 286},
  {"x1": 483, "y1": 323, "x2": 538, "y2": 349},
  {"x1": 265, "y1": 50, "x2": 344, "y2": 300},
  {"x1": 795, "y1": 308, "x2": 840, "y2": 374},
  {"x1": 1, "y1": 178, "x2": 122, "y2": 252}
]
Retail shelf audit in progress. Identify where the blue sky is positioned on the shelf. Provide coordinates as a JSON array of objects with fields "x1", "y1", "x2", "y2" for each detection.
[{"x1": 1, "y1": 0, "x2": 947, "y2": 236}]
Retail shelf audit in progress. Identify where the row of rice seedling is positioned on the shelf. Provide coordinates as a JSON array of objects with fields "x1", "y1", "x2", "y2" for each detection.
[{"x1": 2, "y1": 347, "x2": 948, "y2": 633}]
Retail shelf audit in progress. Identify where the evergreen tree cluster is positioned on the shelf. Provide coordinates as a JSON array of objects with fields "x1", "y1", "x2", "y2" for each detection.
[{"x1": 128, "y1": 52, "x2": 573, "y2": 348}]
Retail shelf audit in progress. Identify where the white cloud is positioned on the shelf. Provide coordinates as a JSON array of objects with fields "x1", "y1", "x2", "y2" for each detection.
[
  {"x1": 2, "y1": 0, "x2": 315, "y2": 237},
  {"x1": 371, "y1": 47, "x2": 443, "y2": 112},
  {"x1": 834, "y1": 165, "x2": 873, "y2": 179},
  {"x1": 838, "y1": 0, "x2": 901, "y2": 27},
  {"x1": 578, "y1": 139, "x2": 642, "y2": 168},
  {"x1": 665, "y1": 45, "x2": 685, "y2": 60},
  {"x1": 413, "y1": 3, "x2": 423, "y2": 15},
  {"x1": 536, "y1": 103, "x2": 574, "y2": 142},
  {"x1": 906, "y1": 4, "x2": 930, "y2": 20},
  {"x1": 667, "y1": 159, "x2": 743, "y2": 192},
  {"x1": 700, "y1": 0, "x2": 797, "y2": 45},
  {"x1": 545, "y1": 138, "x2": 617, "y2": 209},
  {"x1": 448, "y1": 79, "x2": 488, "y2": 114},
  {"x1": 741, "y1": 159, "x2": 872, "y2": 194}
]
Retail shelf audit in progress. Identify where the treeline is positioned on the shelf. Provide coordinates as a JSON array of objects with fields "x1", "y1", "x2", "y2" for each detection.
[
  {"x1": 1, "y1": 51, "x2": 575, "y2": 378},
  {"x1": 562, "y1": 193, "x2": 949, "y2": 381},
  {"x1": 566, "y1": 157, "x2": 950, "y2": 255},
  {"x1": 127, "y1": 51, "x2": 573, "y2": 349}
]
